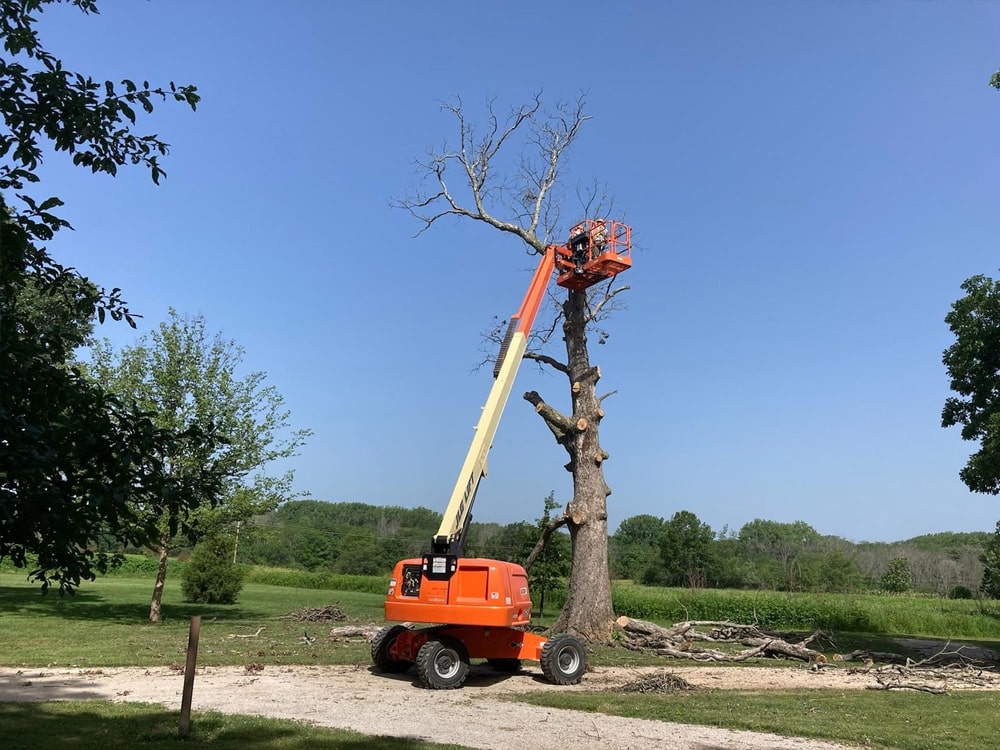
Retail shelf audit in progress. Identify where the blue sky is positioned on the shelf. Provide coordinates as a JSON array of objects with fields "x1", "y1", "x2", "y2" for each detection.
[{"x1": 29, "y1": 1, "x2": 1000, "y2": 542}]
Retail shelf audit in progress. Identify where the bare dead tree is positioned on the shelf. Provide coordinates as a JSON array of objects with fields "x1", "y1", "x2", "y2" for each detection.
[{"x1": 394, "y1": 94, "x2": 630, "y2": 640}]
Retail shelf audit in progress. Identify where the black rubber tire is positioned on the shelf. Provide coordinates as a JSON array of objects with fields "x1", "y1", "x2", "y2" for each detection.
[
  {"x1": 415, "y1": 637, "x2": 470, "y2": 689},
  {"x1": 371, "y1": 625, "x2": 411, "y2": 673},
  {"x1": 540, "y1": 634, "x2": 587, "y2": 685},
  {"x1": 486, "y1": 658, "x2": 522, "y2": 673}
]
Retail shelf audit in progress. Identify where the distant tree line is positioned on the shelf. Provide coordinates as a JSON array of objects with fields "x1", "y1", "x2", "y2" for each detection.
[
  {"x1": 608, "y1": 511, "x2": 989, "y2": 598},
  {"x1": 236, "y1": 500, "x2": 994, "y2": 599}
]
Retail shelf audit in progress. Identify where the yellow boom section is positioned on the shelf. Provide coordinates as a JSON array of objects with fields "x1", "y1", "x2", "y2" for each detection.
[{"x1": 433, "y1": 248, "x2": 556, "y2": 554}]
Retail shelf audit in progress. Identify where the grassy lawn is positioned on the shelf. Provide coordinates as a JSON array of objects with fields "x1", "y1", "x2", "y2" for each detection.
[
  {"x1": 0, "y1": 574, "x2": 383, "y2": 667},
  {"x1": 0, "y1": 701, "x2": 467, "y2": 750},
  {"x1": 5, "y1": 571, "x2": 1000, "y2": 750},
  {"x1": 513, "y1": 689, "x2": 1000, "y2": 750}
]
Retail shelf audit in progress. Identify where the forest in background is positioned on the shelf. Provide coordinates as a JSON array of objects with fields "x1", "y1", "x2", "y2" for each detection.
[{"x1": 235, "y1": 499, "x2": 991, "y2": 599}]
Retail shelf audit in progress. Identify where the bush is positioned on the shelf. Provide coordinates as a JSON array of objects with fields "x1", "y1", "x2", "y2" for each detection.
[
  {"x1": 950, "y1": 585, "x2": 974, "y2": 600},
  {"x1": 880, "y1": 557, "x2": 912, "y2": 594},
  {"x1": 181, "y1": 534, "x2": 245, "y2": 604}
]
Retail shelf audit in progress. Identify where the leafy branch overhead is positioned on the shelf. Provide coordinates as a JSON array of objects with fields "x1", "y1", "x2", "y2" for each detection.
[
  {"x1": 1, "y1": 0, "x2": 199, "y2": 323},
  {"x1": 0, "y1": 0, "x2": 205, "y2": 591},
  {"x1": 942, "y1": 273, "x2": 1000, "y2": 494}
]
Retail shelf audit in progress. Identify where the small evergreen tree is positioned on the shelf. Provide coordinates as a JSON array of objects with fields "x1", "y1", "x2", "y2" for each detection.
[
  {"x1": 980, "y1": 521, "x2": 1000, "y2": 599},
  {"x1": 881, "y1": 556, "x2": 912, "y2": 594},
  {"x1": 181, "y1": 533, "x2": 245, "y2": 604}
]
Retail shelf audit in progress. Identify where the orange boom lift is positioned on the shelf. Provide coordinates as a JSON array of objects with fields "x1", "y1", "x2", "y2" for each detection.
[{"x1": 373, "y1": 220, "x2": 632, "y2": 689}]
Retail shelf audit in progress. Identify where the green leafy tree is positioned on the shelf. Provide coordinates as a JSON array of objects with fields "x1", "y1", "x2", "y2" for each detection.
[
  {"x1": 942, "y1": 274, "x2": 1000, "y2": 494},
  {"x1": 654, "y1": 510, "x2": 713, "y2": 587},
  {"x1": 981, "y1": 521, "x2": 1000, "y2": 599},
  {"x1": 479, "y1": 521, "x2": 536, "y2": 562},
  {"x1": 87, "y1": 310, "x2": 310, "y2": 621},
  {"x1": 524, "y1": 493, "x2": 571, "y2": 616},
  {"x1": 181, "y1": 532, "x2": 245, "y2": 605},
  {"x1": 738, "y1": 519, "x2": 821, "y2": 591},
  {"x1": 609, "y1": 514, "x2": 664, "y2": 581},
  {"x1": 0, "y1": 0, "x2": 204, "y2": 590},
  {"x1": 881, "y1": 556, "x2": 913, "y2": 594}
]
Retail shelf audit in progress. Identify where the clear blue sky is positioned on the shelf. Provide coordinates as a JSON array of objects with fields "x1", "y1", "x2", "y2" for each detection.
[{"x1": 31, "y1": 1, "x2": 1000, "y2": 543}]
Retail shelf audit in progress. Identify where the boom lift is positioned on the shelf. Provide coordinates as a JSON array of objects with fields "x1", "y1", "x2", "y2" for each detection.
[{"x1": 372, "y1": 220, "x2": 632, "y2": 689}]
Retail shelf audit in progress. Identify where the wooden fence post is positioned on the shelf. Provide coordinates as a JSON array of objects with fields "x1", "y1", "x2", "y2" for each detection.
[{"x1": 178, "y1": 615, "x2": 201, "y2": 737}]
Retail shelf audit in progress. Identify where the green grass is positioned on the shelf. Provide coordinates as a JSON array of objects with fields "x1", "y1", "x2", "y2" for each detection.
[
  {"x1": 0, "y1": 574, "x2": 385, "y2": 667},
  {"x1": 0, "y1": 701, "x2": 466, "y2": 750},
  {"x1": 513, "y1": 690, "x2": 1000, "y2": 750},
  {"x1": 610, "y1": 585, "x2": 1000, "y2": 639},
  {"x1": 5, "y1": 569, "x2": 1000, "y2": 750}
]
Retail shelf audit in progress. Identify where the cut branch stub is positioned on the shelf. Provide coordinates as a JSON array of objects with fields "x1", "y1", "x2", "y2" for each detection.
[
  {"x1": 594, "y1": 450, "x2": 609, "y2": 465},
  {"x1": 576, "y1": 418, "x2": 588, "y2": 431},
  {"x1": 572, "y1": 381, "x2": 581, "y2": 393}
]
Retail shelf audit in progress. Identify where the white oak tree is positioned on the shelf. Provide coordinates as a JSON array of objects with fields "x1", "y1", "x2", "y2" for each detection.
[{"x1": 396, "y1": 95, "x2": 630, "y2": 640}]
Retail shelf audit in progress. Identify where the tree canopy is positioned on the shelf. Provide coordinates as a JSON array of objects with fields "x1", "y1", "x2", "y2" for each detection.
[
  {"x1": 942, "y1": 273, "x2": 1000, "y2": 494},
  {"x1": 0, "y1": 0, "x2": 204, "y2": 589},
  {"x1": 86, "y1": 309, "x2": 310, "y2": 619}
]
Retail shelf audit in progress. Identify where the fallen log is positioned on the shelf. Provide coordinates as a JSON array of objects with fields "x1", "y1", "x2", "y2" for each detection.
[
  {"x1": 868, "y1": 677, "x2": 947, "y2": 694},
  {"x1": 836, "y1": 649, "x2": 909, "y2": 666},
  {"x1": 616, "y1": 616, "x2": 823, "y2": 663},
  {"x1": 328, "y1": 625, "x2": 383, "y2": 640}
]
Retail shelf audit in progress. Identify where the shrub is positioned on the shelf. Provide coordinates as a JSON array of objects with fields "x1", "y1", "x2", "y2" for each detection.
[
  {"x1": 181, "y1": 534, "x2": 245, "y2": 604},
  {"x1": 950, "y1": 585, "x2": 974, "y2": 600},
  {"x1": 880, "y1": 557, "x2": 912, "y2": 594}
]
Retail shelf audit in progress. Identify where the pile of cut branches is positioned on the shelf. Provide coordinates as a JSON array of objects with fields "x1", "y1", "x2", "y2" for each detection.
[
  {"x1": 616, "y1": 616, "x2": 1000, "y2": 695},
  {"x1": 615, "y1": 617, "x2": 830, "y2": 665},
  {"x1": 619, "y1": 670, "x2": 696, "y2": 694},
  {"x1": 281, "y1": 604, "x2": 348, "y2": 622}
]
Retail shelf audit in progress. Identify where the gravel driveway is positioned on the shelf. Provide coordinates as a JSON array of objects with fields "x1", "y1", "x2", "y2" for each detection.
[{"x1": 0, "y1": 663, "x2": 861, "y2": 750}]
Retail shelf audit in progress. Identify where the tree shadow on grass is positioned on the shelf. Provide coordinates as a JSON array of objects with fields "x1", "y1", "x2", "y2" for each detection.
[
  {"x1": 0, "y1": 700, "x2": 447, "y2": 750},
  {"x1": 0, "y1": 585, "x2": 267, "y2": 623}
]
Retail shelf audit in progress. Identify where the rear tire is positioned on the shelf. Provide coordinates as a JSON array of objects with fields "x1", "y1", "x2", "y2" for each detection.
[
  {"x1": 540, "y1": 634, "x2": 587, "y2": 685},
  {"x1": 415, "y1": 637, "x2": 470, "y2": 689},
  {"x1": 371, "y1": 625, "x2": 411, "y2": 673},
  {"x1": 486, "y1": 658, "x2": 522, "y2": 673}
]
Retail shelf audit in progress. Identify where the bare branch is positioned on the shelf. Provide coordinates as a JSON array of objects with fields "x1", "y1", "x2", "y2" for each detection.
[
  {"x1": 524, "y1": 513, "x2": 569, "y2": 571},
  {"x1": 523, "y1": 350, "x2": 569, "y2": 375},
  {"x1": 587, "y1": 283, "x2": 630, "y2": 324},
  {"x1": 392, "y1": 94, "x2": 592, "y2": 252},
  {"x1": 597, "y1": 389, "x2": 618, "y2": 403}
]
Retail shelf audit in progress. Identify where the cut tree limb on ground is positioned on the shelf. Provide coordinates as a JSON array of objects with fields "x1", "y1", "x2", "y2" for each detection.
[
  {"x1": 615, "y1": 616, "x2": 1000, "y2": 695},
  {"x1": 615, "y1": 617, "x2": 827, "y2": 665},
  {"x1": 328, "y1": 625, "x2": 384, "y2": 640}
]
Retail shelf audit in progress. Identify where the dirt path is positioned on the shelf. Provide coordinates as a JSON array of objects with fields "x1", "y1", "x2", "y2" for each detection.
[{"x1": 0, "y1": 663, "x2": 876, "y2": 750}]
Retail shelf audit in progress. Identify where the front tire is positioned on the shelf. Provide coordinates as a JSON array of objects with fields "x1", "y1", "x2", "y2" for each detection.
[
  {"x1": 540, "y1": 634, "x2": 587, "y2": 685},
  {"x1": 371, "y1": 625, "x2": 411, "y2": 673},
  {"x1": 416, "y1": 637, "x2": 470, "y2": 689}
]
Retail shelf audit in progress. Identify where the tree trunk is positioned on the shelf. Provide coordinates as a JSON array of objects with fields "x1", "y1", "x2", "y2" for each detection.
[
  {"x1": 551, "y1": 290, "x2": 615, "y2": 640},
  {"x1": 149, "y1": 538, "x2": 169, "y2": 623}
]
